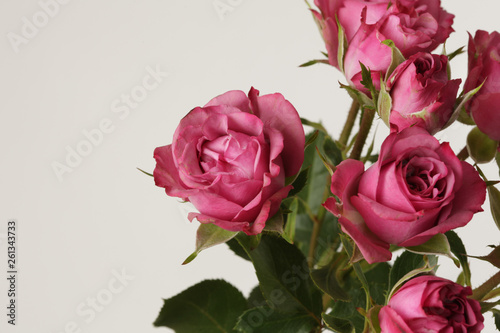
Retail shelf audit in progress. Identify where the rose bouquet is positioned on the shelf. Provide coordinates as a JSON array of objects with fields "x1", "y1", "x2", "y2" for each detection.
[{"x1": 144, "y1": 0, "x2": 500, "y2": 332}]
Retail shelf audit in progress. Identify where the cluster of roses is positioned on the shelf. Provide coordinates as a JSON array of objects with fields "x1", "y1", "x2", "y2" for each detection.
[{"x1": 153, "y1": 0, "x2": 500, "y2": 332}]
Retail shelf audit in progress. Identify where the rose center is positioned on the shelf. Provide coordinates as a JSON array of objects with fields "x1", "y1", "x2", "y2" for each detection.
[{"x1": 403, "y1": 158, "x2": 446, "y2": 199}]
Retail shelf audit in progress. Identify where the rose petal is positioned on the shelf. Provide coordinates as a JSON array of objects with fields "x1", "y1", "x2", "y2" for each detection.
[
  {"x1": 188, "y1": 212, "x2": 250, "y2": 233},
  {"x1": 401, "y1": 161, "x2": 486, "y2": 246},
  {"x1": 336, "y1": 215, "x2": 392, "y2": 263},
  {"x1": 189, "y1": 191, "x2": 243, "y2": 222},
  {"x1": 248, "y1": 88, "x2": 304, "y2": 177},
  {"x1": 204, "y1": 90, "x2": 252, "y2": 114},
  {"x1": 153, "y1": 145, "x2": 193, "y2": 200},
  {"x1": 352, "y1": 194, "x2": 439, "y2": 245},
  {"x1": 379, "y1": 306, "x2": 416, "y2": 333}
]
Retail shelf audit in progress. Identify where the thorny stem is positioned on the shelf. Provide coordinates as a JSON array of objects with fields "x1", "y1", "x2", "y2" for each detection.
[
  {"x1": 338, "y1": 100, "x2": 360, "y2": 150},
  {"x1": 349, "y1": 108, "x2": 376, "y2": 160},
  {"x1": 472, "y1": 271, "x2": 500, "y2": 301}
]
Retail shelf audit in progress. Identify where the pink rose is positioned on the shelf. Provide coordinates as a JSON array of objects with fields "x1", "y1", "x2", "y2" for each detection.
[
  {"x1": 379, "y1": 275, "x2": 484, "y2": 332},
  {"x1": 342, "y1": 18, "x2": 392, "y2": 92},
  {"x1": 377, "y1": 0, "x2": 454, "y2": 58},
  {"x1": 323, "y1": 127, "x2": 486, "y2": 263},
  {"x1": 312, "y1": 0, "x2": 454, "y2": 74},
  {"x1": 153, "y1": 88, "x2": 304, "y2": 235},
  {"x1": 464, "y1": 30, "x2": 500, "y2": 141},
  {"x1": 387, "y1": 52, "x2": 461, "y2": 134}
]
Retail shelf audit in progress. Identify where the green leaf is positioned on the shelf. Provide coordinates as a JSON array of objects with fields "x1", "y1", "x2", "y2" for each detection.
[
  {"x1": 154, "y1": 279, "x2": 247, "y2": 333},
  {"x1": 496, "y1": 153, "x2": 500, "y2": 178},
  {"x1": 247, "y1": 286, "x2": 266, "y2": 308},
  {"x1": 382, "y1": 39, "x2": 405, "y2": 81},
  {"x1": 337, "y1": 17, "x2": 348, "y2": 73},
  {"x1": 444, "y1": 80, "x2": 485, "y2": 129},
  {"x1": 299, "y1": 59, "x2": 330, "y2": 67},
  {"x1": 367, "y1": 306, "x2": 383, "y2": 333},
  {"x1": 483, "y1": 286, "x2": 500, "y2": 301},
  {"x1": 298, "y1": 131, "x2": 331, "y2": 213},
  {"x1": 389, "y1": 251, "x2": 437, "y2": 294},
  {"x1": 263, "y1": 212, "x2": 284, "y2": 234},
  {"x1": 137, "y1": 167, "x2": 153, "y2": 177},
  {"x1": 226, "y1": 238, "x2": 250, "y2": 261},
  {"x1": 289, "y1": 168, "x2": 309, "y2": 197},
  {"x1": 283, "y1": 197, "x2": 299, "y2": 243},
  {"x1": 293, "y1": 131, "x2": 341, "y2": 261},
  {"x1": 305, "y1": 130, "x2": 320, "y2": 148},
  {"x1": 469, "y1": 245, "x2": 500, "y2": 269},
  {"x1": 316, "y1": 146, "x2": 335, "y2": 176},
  {"x1": 447, "y1": 46, "x2": 465, "y2": 61},
  {"x1": 328, "y1": 287, "x2": 366, "y2": 333},
  {"x1": 310, "y1": 253, "x2": 350, "y2": 301},
  {"x1": 457, "y1": 106, "x2": 476, "y2": 125},
  {"x1": 301, "y1": 118, "x2": 327, "y2": 133},
  {"x1": 359, "y1": 62, "x2": 377, "y2": 100},
  {"x1": 365, "y1": 262, "x2": 391, "y2": 305},
  {"x1": 405, "y1": 233, "x2": 459, "y2": 267},
  {"x1": 377, "y1": 80, "x2": 392, "y2": 127},
  {"x1": 492, "y1": 308, "x2": 500, "y2": 331},
  {"x1": 183, "y1": 224, "x2": 238, "y2": 264},
  {"x1": 340, "y1": 82, "x2": 375, "y2": 110},
  {"x1": 323, "y1": 136, "x2": 343, "y2": 166},
  {"x1": 295, "y1": 212, "x2": 340, "y2": 265},
  {"x1": 235, "y1": 307, "x2": 316, "y2": 333},
  {"x1": 489, "y1": 185, "x2": 500, "y2": 232},
  {"x1": 340, "y1": 234, "x2": 371, "y2": 332},
  {"x1": 446, "y1": 231, "x2": 472, "y2": 286},
  {"x1": 480, "y1": 300, "x2": 500, "y2": 313},
  {"x1": 236, "y1": 234, "x2": 323, "y2": 323},
  {"x1": 322, "y1": 312, "x2": 354, "y2": 333},
  {"x1": 387, "y1": 252, "x2": 437, "y2": 301}
]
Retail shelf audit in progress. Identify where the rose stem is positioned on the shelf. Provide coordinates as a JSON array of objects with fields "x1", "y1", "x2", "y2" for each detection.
[
  {"x1": 338, "y1": 100, "x2": 360, "y2": 150},
  {"x1": 457, "y1": 146, "x2": 469, "y2": 161},
  {"x1": 349, "y1": 107, "x2": 376, "y2": 160},
  {"x1": 472, "y1": 271, "x2": 500, "y2": 301},
  {"x1": 307, "y1": 176, "x2": 331, "y2": 269}
]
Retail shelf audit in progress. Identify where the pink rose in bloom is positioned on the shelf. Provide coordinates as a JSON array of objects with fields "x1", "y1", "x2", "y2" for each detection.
[
  {"x1": 153, "y1": 88, "x2": 304, "y2": 235},
  {"x1": 312, "y1": 0, "x2": 454, "y2": 87},
  {"x1": 379, "y1": 275, "x2": 484, "y2": 332},
  {"x1": 464, "y1": 30, "x2": 500, "y2": 141},
  {"x1": 323, "y1": 127, "x2": 486, "y2": 263},
  {"x1": 387, "y1": 52, "x2": 461, "y2": 134}
]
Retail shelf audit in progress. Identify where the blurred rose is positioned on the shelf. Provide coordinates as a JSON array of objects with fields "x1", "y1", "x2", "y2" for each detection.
[
  {"x1": 379, "y1": 275, "x2": 484, "y2": 332},
  {"x1": 464, "y1": 30, "x2": 500, "y2": 141},
  {"x1": 387, "y1": 52, "x2": 461, "y2": 134},
  {"x1": 323, "y1": 127, "x2": 486, "y2": 263},
  {"x1": 153, "y1": 88, "x2": 304, "y2": 235},
  {"x1": 312, "y1": 0, "x2": 454, "y2": 87}
]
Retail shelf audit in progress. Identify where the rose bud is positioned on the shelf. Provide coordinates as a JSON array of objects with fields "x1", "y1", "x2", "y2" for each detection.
[
  {"x1": 464, "y1": 30, "x2": 500, "y2": 141},
  {"x1": 379, "y1": 276, "x2": 484, "y2": 332},
  {"x1": 323, "y1": 126, "x2": 486, "y2": 263},
  {"x1": 153, "y1": 88, "x2": 304, "y2": 235},
  {"x1": 386, "y1": 53, "x2": 461, "y2": 134}
]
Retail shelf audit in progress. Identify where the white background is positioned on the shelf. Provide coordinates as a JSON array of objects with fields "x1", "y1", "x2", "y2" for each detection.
[{"x1": 1, "y1": 0, "x2": 499, "y2": 332}]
